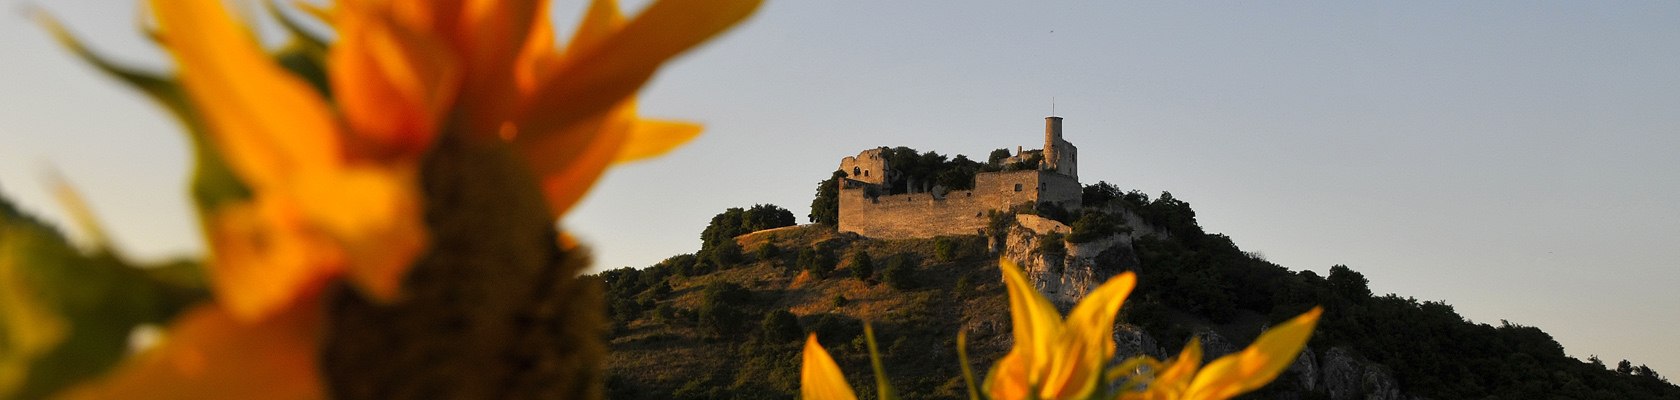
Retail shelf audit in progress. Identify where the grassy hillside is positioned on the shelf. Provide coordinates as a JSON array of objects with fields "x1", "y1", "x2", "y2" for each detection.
[{"x1": 599, "y1": 226, "x2": 1011, "y2": 399}]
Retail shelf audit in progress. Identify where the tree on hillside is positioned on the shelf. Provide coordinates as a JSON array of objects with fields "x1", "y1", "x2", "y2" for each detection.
[
  {"x1": 702, "y1": 204, "x2": 798, "y2": 253},
  {"x1": 987, "y1": 148, "x2": 1012, "y2": 165},
  {"x1": 809, "y1": 170, "x2": 846, "y2": 225},
  {"x1": 1082, "y1": 181, "x2": 1122, "y2": 207}
]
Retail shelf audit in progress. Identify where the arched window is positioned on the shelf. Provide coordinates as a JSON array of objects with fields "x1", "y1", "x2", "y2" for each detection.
[
  {"x1": 853, "y1": 166, "x2": 861, "y2": 176},
  {"x1": 864, "y1": 170, "x2": 870, "y2": 177},
  {"x1": 1014, "y1": 184, "x2": 1023, "y2": 192}
]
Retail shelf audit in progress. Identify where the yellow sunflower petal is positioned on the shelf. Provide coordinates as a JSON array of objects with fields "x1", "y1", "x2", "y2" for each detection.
[
  {"x1": 1183, "y1": 307, "x2": 1322, "y2": 400},
  {"x1": 515, "y1": 0, "x2": 761, "y2": 142},
  {"x1": 150, "y1": 0, "x2": 341, "y2": 188},
  {"x1": 1065, "y1": 272, "x2": 1136, "y2": 352},
  {"x1": 614, "y1": 119, "x2": 702, "y2": 164},
  {"x1": 998, "y1": 259, "x2": 1063, "y2": 379},
  {"x1": 1039, "y1": 272, "x2": 1136, "y2": 397},
  {"x1": 56, "y1": 300, "x2": 324, "y2": 400},
  {"x1": 801, "y1": 334, "x2": 858, "y2": 400},
  {"x1": 1149, "y1": 338, "x2": 1204, "y2": 398}
]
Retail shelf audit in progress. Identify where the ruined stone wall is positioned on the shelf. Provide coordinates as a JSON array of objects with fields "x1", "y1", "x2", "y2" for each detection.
[
  {"x1": 838, "y1": 148, "x2": 888, "y2": 185},
  {"x1": 839, "y1": 170, "x2": 1073, "y2": 239}
]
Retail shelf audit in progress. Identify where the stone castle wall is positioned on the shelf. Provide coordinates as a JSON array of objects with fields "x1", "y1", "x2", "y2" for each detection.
[{"x1": 838, "y1": 170, "x2": 1082, "y2": 239}]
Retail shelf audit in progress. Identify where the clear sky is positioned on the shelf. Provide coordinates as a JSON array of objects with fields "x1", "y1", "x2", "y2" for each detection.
[{"x1": 4, "y1": 0, "x2": 1677, "y2": 377}]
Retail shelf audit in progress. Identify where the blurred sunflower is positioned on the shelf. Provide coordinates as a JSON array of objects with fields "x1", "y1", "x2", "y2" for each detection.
[{"x1": 25, "y1": 0, "x2": 760, "y2": 398}]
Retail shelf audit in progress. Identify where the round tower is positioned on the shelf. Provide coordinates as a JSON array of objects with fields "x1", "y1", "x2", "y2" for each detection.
[{"x1": 1043, "y1": 116, "x2": 1063, "y2": 171}]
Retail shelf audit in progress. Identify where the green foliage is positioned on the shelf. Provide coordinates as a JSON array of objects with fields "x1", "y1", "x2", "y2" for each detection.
[
  {"x1": 0, "y1": 191, "x2": 207, "y2": 399},
  {"x1": 809, "y1": 170, "x2": 846, "y2": 225},
  {"x1": 709, "y1": 238, "x2": 744, "y2": 268},
  {"x1": 934, "y1": 237, "x2": 961, "y2": 262},
  {"x1": 701, "y1": 204, "x2": 796, "y2": 254},
  {"x1": 1038, "y1": 232, "x2": 1066, "y2": 258},
  {"x1": 986, "y1": 210, "x2": 1016, "y2": 244},
  {"x1": 1033, "y1": 202, "x2": 1074, "y2": 225},
  {"x1": 1067, "y1": 211, "x2": 1123, "y2": 243},
  {"x1": 882, "y1": 254, "x2": 918, "y2": 290},
  {"x1": 876, "y1": 147, "x2": 984, "y2": 193},
  {"x1": 953, "y1": 275, "x2": 973, "y2": 294},
  {"x1": 1081, "y1": 181, "x2": 1123, "y2": 208},
  {"x1": 754, "y1": 241, "x2": 780, "y2": 263},
  {"x1": 797, "y1": 247, "x2": 837, "y2": 278},
  {"x1": 697, "y1": 282, "x2": 752, "y2": 338},
  {"x1": 1327, "y1": 265, "x2": 1372, "y2": 300},
  {"x1": 850, "y1": 251, "x2": 874, "y2": 282},
  {"x1": 986, "y1": 148, "x2": 1012, "y2": 165},
  {"x1": 759, "y1": 310, "x2": 802, "y2": 343},
  {"x1": 802, "y1": 313, "x2": 862, "y2": 344}
]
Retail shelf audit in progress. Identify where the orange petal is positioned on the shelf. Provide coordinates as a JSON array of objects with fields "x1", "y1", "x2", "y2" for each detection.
[
  {"x1": 150, "y1": 0, "x2": 342, "y2": 189},
  {"x1": 614, "y1": 119, "x2": 701, "y2": 164},
  {"x1": 801, "y1": 334, "x2": 858, "y2": 400},
  {"x1": 523, "y1": 102, "x2": 633, "y2": 217},
  {"x1": 515, "y1": 0, "x2": 761, "y2": 143},
  {"x1": 291, "y1": 166, "x2": 428, "y2": 302},
  {"x1": 1184, "y1": 307, "x2": 1322, "y2": 400},
  {"x1": 562, "y1": 0, "x2": 625, "y2": 58},
  {"x1": 204, "y1": 198, "x2": 343, "y2": 321},
  {"x1": 56, "y1": 300, "x2": 324, "y2": 400},
  {"x1": 983, "y1": 351, "x2": 1032, "y2": 400},
  {"x1": 330, "y1": 3, "x2": 458, "y2": 161},
  {"x1": 453, "y1": 0, "x2": 544, "y2": 136}
]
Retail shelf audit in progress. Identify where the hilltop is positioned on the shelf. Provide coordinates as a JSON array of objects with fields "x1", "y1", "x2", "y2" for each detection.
[{"x1": 596, "y1": 176, "x2": 1680, "y2": 399}]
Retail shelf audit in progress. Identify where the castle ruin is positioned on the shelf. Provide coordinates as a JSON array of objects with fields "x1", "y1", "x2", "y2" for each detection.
[{"x1": 837, "y1": 116, "x2": 1083, "y2": 239}]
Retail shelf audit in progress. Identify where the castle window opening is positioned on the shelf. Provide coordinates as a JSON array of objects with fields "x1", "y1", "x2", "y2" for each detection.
[
  {"x1": 853, "y1": 166, "x2": 860, "y2": 176},
  {"x1": 864, "y1": 170, "x2": 870, "y2": 177},
  {"x1": 1014, "y1": 184, "x2": 1022, "y2": 192}
]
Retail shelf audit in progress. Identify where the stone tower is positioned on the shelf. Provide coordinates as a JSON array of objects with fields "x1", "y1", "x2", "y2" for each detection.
[{"x1": 1042, "y1": 116, "x2": 1078, "y2": 179}]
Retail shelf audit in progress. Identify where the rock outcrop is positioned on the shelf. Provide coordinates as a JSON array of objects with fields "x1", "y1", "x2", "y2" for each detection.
[{"x1": 1001, "y1": 214, "x2": 1139, "y2": 308}]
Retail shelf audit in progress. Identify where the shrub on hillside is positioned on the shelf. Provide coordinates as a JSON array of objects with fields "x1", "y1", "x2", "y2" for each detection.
[
  {"x1": 882, "y1": 254, "x2": 918, "y2": 290},
  {"x1": 802, "y1": 313, "x2": 862, "y2": 344},
  {"x1": 697, "y1": 282, "x2": 752, "y2": 337},
  {"x1": 709, "y1": 238, "x2": 744, "y2": 268},
  {"x1": 849, "y1": 251, "x2": 874, "y2": 282},
  {"x1": 934, "y1": 237, "x2": 962, "y2": 262},
  {"x1": 1039, "y1": 231, "x2": 1066, "y2": 257},
  {"x1": 797, "y1": 247, "x2": 837, "y2": 278},
  {"x1": 759, "y1": 310, "x2": 802, "y2": 343},
  {"x1": 1068, "y1": 211, "x2": 1124, "y2": 243},
  {"x1": 754, "y1": 241, "x2": 780, "y2": 263}
]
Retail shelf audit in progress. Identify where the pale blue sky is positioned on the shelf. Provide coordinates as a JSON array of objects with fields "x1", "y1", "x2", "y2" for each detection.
[{"x1": 3, "y1": 1, "x2": 1677, "y2": 376}]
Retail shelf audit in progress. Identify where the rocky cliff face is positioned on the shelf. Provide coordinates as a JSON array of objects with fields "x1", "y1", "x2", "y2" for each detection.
[{"x1": 1000, "y1": 215, "x2": 1140, "y2": 309}]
